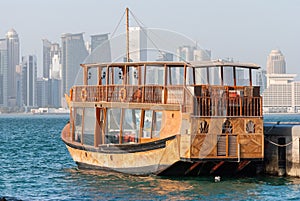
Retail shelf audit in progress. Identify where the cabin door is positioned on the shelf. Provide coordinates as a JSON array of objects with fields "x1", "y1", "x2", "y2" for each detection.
[{"x1": 95, "y1": 107, "x2": 105, "y2": 146}]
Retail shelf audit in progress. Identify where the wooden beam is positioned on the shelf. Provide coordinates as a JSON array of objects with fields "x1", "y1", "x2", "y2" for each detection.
[
  {"x1": 233, "y1": 66, "x2": 236, "y2": 86},
  {"x1": 236, "y1": 161, "x2": 251, "y2": 172},
  {"x1": 184, "y1": 162, "x2": 201, "y2": 175},
  {"x1": 221, "y1": 66, "x2": 224, "y2": 86},
  {"x1": 139, "y1": 109, "x2": 145, "y2": 143},
  {"x1": 210, "y1": 161, "x2": 225, "y2": 174},
  {"x1": 249, "y1": 68, "x2": 252, "y2": 86}
]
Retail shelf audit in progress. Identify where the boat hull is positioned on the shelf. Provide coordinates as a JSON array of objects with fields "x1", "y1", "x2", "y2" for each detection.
[{"x1": 63, "y1": 135, "x2": 181, "y2": 175}]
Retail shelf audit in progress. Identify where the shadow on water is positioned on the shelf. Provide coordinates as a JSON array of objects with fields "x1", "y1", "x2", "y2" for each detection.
[{"x1": 59, "y1": 168, "x2": 300, "y2": 201}]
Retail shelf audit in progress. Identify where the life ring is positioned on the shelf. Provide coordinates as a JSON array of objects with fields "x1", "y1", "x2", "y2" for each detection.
[
  {"x1": 119, "y1": 88, "x2": 127, "y2": 102},
  {"x1": 81, "y1": 88, "x2": 87, "y2": 101}
]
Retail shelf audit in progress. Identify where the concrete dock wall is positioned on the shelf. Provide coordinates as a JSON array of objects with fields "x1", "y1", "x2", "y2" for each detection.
[{"x1": 264, "y1": 123, "x2": 300, "y2": 177}]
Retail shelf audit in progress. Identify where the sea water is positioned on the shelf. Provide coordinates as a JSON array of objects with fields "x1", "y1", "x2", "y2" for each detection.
[{"x1": 1, "y1": 114, "x2": 300, "y2": 201}]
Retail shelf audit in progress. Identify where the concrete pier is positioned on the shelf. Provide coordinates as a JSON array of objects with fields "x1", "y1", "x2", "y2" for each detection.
[{"x1": 264, "y1": 122, "x2": 300, "y2": 177}]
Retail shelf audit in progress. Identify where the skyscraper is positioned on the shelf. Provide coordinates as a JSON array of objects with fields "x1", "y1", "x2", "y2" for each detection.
[
  {"x1": 6, "y1": 29, "x2": 20, "y2": 107},
  {"x1": 61, "y1": 33, "x2": 88, "y2": 96},
  {"x1": 43, "y1": 39, "x2": 61, "y2": 79},
  {"x1": 89, "y1": 33, "x2": 111, "y2": 63},
  {"x1": 177, "y1": 45, "x2": 196, "y2": 61},
  {"x1": 266, "y1": 49, "x2": 286, "y2": 74},
  {"x1": 91, "y1": 33, "x2": 109, "y2": 52},
  {"x1": 21, "y1": 55, "x2": 37, "y2": 107},
  {"x1": 42, "y1": 39, "x2": 51, "y2": 78},
  {"x1": 256, "y1": 69, "x2": 267, "y2": 94},
  {"x1": 0, "y1": 39, "x2": 8, "y2": 106},
  {"x1": 193, "y1": 49, "x2": 211, "y2": 61},
  {"x1": 129, "y1": 27, "x2": 147, "y2": 62}
]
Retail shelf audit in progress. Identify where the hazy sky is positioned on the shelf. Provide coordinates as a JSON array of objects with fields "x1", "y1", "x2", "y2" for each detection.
[{"x1": 1, "y1": 0, "x2": 299, "y2": 76}]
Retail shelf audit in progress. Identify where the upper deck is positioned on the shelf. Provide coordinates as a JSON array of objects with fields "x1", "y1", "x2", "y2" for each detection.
[{"x1": 70, "y1": 60, "x2": 262, "y2": 117}]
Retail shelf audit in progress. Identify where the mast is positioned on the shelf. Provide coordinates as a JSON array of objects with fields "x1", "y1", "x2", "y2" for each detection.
[{"x1": 126, "y1": 7, "x2": 130, "y2": 62}]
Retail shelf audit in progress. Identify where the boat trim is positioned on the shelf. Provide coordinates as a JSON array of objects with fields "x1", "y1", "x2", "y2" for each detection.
[{"x1": 62, "y1": 135, "x2": 177, "y2": 154}]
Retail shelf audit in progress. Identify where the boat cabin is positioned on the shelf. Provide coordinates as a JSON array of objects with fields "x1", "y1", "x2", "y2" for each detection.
[{"x1": 66, "y1": 60, "x2": 263, "y2": 161}]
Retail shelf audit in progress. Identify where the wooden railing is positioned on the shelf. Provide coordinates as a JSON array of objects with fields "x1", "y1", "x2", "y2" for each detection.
[
  {"x1": 72, "y1": 85, "x2": 186, "y2": 105},
  {"x1": 194, "y1": 96, "x2": 262, "y2": 116},
  {"x1": 71, "y1": 85, "x2": 262, "y2": 116}
]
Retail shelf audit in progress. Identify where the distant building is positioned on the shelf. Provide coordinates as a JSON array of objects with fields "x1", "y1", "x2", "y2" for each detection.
[
  {"x1": 91, "y1": 33, "x2": 109, "y2": 52},
  {"x1": 16, "y1": 64, "x2": 22, "y2": 107},
  {"x1": 256, "y1": 69, "x2": 267, "y2": 94},
  {"x1": 36, "y1": 78, "x2": 61, "y2": 108},
  {"x1": 61, "y1": 33, "x2": 89, "y2": 97},
  {"x1": 21, "y1": 55, "x2": 37, "y2": 107},
  {"x1": 178, "y1": 46, "x2": 213, "y2": 85},
  {"x1": 42, "y1": 39, "x2": 51, "y2": 78},
  {"x1": 266, "y1": 49, "x2": 286, "y2": 74},
  {"x1": 6, "y1": 29, "x2": 20, "y2": 107},
  {"x1": 129, "y1": 27, "x2": 147, "y2": 62},
  {"x1": 177, "y1": 45, "x2": 196, "y2": 61},
  {"x1": 89, "y1": 33, "x2": 111, "y2": 63},
  {"x1": 263, "y1": 74, "x2": 300, "y2": 113},
  {"x1": 0, "y1": 38, "x2": 8, "y2": 106},
  {"x1": 193, "y1": 49, "x2": 211, "y2": 61},
  {"x1": 43, "y1": 39, "x2": 61, "y2": 79}
]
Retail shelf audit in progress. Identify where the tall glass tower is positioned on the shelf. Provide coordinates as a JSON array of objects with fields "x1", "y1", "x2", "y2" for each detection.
[
  {"x1": 21, "y1": 55, "x2": 37, "y2": 107},
  {"x1": 0, "y1": 39, "x2": 8, "y2": 106},
  {"x1": 266, "y1": 49, "x2": 286, "y2": 74},
  {"x1": 61, "y1": 33, "x2": 88, "y2": 96},
  {"x1": 6, "y1": 29, "x2": 20, "y2": 107}
]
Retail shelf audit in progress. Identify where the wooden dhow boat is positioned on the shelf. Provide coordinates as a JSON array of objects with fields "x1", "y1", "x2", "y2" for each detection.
[
  {"x1": 61, "y1": 59, "x2": 264, "y2": 176},
  {"x1": 61, "y1": 8, "x2": 263, "y2": 176}
]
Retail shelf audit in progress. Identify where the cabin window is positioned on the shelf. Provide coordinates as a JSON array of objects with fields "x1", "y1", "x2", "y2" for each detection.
[
  {"x1": 100, "y1": 68, "x2": 107, "y2": 85},
  {"x1": 83, "y1": 108, "x2": 96, "y2": 146},
  {"x1": 168, "y1": 67, "x2": 184, "y2": 85},
  {"x1": 223, "y1": 67, "x2": 234, "y2": 86},
  {"x1": 208, "y1": 67, "x2": 221, "y2": 85},
  {"x1": 143, "y1": 110, "x2": 152, "y2": 138},
  {"x1": 236, "y1": 67, "x2": 248, "y2": 86},
  {"x1": 115, "y1": 67, "x2": 123, "y2": 85},
  {"x1": 152, "y1": 111, "x2": 162, "y2": 138},
  {"x1": 246, "y1": 120, "x2": 255, "y2": 133},
  {"x1": 127, "y1": 66, "x2": 140, "y2": 85},
  {"x1": 105, "y1": 108, "x2": 121, "y2": 143},
  {"x1": 145, "y1": 66, "x2": 164, "y2": 85},
  {"x1": 194, "y1": 68, "x2": 207, "y2": 85},
  {"x1": 222, "y1": 119, "x2": 233, "y2": 134},
  {"x1": 87, "y1": 68, "x2": 97, "y2": 85},
  {"x1": 186, "y1": 67, "x2": 195, "y2": 85},
  {"x1": 74, "y1": 108, "x2": 83, "y2": 143},
  {"x1": 122, "y1": 109, "x2": 141, "y2": 143}
]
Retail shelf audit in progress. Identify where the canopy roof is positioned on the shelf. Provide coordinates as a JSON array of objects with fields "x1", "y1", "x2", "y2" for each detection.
[{"x1": 81, "y1": 60, "x2": 260, "y2": 70}]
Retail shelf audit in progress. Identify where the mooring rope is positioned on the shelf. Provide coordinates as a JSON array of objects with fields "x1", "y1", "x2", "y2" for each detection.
[
  {"x1": 264, "y1": 137, "x2": 298, "y2": 147},
  {"x1": 264, "y1": 121, "x2": 299, "y2": 147}
]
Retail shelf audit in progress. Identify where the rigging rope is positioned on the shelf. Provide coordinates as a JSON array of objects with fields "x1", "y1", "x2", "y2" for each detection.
[{"x1": 110, "y1": 10, "x2": 126, "y2": 39}]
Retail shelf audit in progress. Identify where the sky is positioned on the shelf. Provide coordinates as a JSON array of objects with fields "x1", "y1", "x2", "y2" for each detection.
[{"x1": 1, "y1": 0, "x2": 299, "y2": 77}]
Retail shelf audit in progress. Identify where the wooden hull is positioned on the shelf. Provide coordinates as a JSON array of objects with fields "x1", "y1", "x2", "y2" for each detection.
[
  {"x1": 62, "y1": 125, "x2": 180, "y2": 175},
  {"x1": 62, "y1": 123, "x2": 263, "y2": 176}
]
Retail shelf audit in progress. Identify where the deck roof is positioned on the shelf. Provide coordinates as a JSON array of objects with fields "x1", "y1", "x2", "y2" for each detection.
[{"x1": 81, "y1": 60, "x2": 260, "y2": 69}]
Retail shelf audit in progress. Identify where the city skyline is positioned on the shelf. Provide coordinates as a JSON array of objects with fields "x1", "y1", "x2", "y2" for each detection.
[{"x1": 1, "y1": 0, "x2": 299, "y2": 78}]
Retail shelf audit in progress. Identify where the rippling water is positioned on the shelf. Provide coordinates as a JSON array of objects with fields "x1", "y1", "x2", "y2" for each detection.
[{"x1": 1, "y1": 114, "x2": 300, "y2": 200}]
